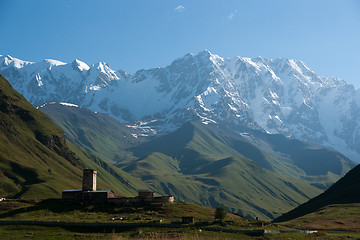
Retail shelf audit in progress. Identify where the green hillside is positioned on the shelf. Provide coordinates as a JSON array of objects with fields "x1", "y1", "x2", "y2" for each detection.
[
  {"x1": 126, "y1": 121, "x2": 353, "y2": 191},
  {"x1": 66, "y1": 141, "x2": 148, "y2": 196},
  {"x1": 40, "y1": 103, "x2": 344, "y2": 220},
  {"x1": 202, "y1": 124, "x2": 354, "y2": 187},
  {"x1": 274, "y1": 163, "x2": 360, "y2": 223},
  {"x1": 39, "y1": 102, "x2": 144, "y2": 163},
  {"x1": 124, "y1": 152, "x2": 322, "y2": 220},
  {"x1": 40, "y1": 102, "x2": 354, "y2": 187},
  {"x1": 39, "y1": 101, "x2": 356, "y2": 220},
  {"x1": 0, "y1": 199, "x2": 289, "y2": 240},
  {"x1": 277, "y1": 203, "x2": 360, "y2": 234},
  {"x1": 0, "y1": 75, "x2": 145, "y2": 199},
  {"x1": 121, "y1": 122, "x2": 324, "y2": 220}
]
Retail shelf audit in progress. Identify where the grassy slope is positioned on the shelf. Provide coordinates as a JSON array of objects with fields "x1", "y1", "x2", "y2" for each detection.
[
  {"x1": 122, "y1": 122, "x2": 323, "y2": 220},
  {"x1": 209, "y1": 125, "x2": 355, "y2": 187},
  {"x1": 278, "y1": 203, "x2": 360, "y2": 232},
  {"x1": 39, "y1": 103, "x2": 143, "y2": 163},
  {"x1": 0, "y1": 75, "x2": 146, "y2": 199},
  {"x1": 124, "y1": 154, "x2": 321, "y2": 220},
  {"x1": 39, "y1": 103, "x2": 355, "y2": 220},
  {"x1": 1, "y1": 200, "x2": 357, "y2": 239},
  {"x1": 67, "y1": 141, "x2": 148, "y2": 196},
  {"x1": 40, "y1": 103, "x2": 354, "y2": 184},
  {"x1": 258, "y1": 133, "x2": 354, "y2": 176},
  {"x1": 0, "y1": 75, "x2": 83, "y2": 198},
  {"x1": 274, "y1": 164, "x2": 360, "y2": 223},
  {"x1": 0, "y1": 199, "x2": 276, "y2": 240},
  {"x1": 0, "y1": 199, "x2": 244, "y2": 224}
]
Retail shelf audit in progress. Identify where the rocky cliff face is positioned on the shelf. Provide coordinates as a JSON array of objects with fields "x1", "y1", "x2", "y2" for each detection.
[{"x1": 1, "y1": 51, "x2": 359, "y2": 162}]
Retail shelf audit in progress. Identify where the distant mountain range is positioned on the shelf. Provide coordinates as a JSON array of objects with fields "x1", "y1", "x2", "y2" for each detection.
[{"x1": 1, "y1": 51, "x2": 359, "y2": 163}]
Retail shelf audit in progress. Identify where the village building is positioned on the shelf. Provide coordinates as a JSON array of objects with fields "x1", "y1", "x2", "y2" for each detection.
[{"x1": 62, "y1": 169, "x2": 174, "y2": 204}]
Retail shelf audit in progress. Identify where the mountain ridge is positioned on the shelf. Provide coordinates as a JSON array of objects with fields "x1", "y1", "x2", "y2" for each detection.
[{"x1": 1, "y1": 51, "x2": 359, "y2": 163}]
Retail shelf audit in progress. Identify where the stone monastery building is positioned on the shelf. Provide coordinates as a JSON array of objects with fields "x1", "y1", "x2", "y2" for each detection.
[{"x1": 62, "y1": 169, "x2": 174, "y2": 204}]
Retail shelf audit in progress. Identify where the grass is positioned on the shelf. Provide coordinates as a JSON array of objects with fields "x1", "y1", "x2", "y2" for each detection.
[
  {"x1": 0, "y1": 225, "x2": 265, "y2": 240},
  {"x1": 0, "y1": 225, "x2": 116, "y2": 240},
  {"x1": 39, "y1": 102, "x2": 144, "y2": 164},
  {"x1": 274, "y1": 164, "x2": 360, "y2": 223},
  {"x1": 2, "y1": 200, "x2": 360, "y2": 239},
  {"x1": 2, "y1": 225, "x2": 360, "y2": 240},
  {"x1": 66, "y1": 141, "x2": 148, "y2": 197},
  {"x1": 118, "y1": 122, "x2": 326, "y2": 220},
  {"x1": 122, "y1": 152, "x2": 322, "y2": 220},
  {"x1": 0, "y1": 199, "x2": 342, "y2": 240},
  {"x1": 0, "y1": 75, "x2": 84, "y2": 199},
  {"x1": 280, "y1": 203, "x2": 360, "y2": 232},
  {"x1": 326, "y1": 231, "x2": 360, "y2": 238},
  {"x1": 0, "y1": 199, "x2": 243, "y2": 224}
]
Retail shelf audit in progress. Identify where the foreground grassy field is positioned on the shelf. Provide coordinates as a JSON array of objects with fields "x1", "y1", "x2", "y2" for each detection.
[
  {"x1": 0, "y1": 199, "x2": 243, "y2": 224},
  {"x1": 1, "y1": 199, "x2": 360, "y2": 239},
  {"x1": 279, "y1": 203, "x2": 360, "y2": 232},
  {"x1": 0, "y1": 225, "x2": 351, "y2": 240},
  {"x1": 0, "y1": 225, "x2": 335, "y2": 240}
]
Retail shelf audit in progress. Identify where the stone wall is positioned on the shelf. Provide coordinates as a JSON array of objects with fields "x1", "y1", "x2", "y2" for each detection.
[
  {"x1": 153, "y1": 196, "x2": 174, "y2": 203},
  {"x1": 107, "y1": 195, "x2": 174, "y2": 204}
]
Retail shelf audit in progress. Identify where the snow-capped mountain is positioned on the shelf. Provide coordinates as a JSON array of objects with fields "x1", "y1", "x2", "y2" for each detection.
[{"x1": 1, "y1": 51, "x2": 359, "y2": 162}]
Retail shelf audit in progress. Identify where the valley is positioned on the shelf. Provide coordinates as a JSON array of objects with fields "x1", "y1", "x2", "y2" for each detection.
[{"x1": 39, "y1": 102, "x2": 356, "y2": 220}]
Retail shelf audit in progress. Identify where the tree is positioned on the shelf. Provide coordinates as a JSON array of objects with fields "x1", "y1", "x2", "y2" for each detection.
[{"x1": 214, "y1": 206, "x2": 227, "y2": 222}]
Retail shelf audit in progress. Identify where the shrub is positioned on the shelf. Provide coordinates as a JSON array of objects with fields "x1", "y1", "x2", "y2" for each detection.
[{"x1": 214, "y1": 206, "x2": 227, "y2": 222}]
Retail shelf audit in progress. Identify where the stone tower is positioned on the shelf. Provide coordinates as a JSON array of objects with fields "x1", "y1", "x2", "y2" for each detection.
[{"x1": 82, "y1": 169, "x2": 97, "y2": 191}]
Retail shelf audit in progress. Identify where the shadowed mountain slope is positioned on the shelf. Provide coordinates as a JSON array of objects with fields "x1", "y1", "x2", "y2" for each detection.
[
  {"x1": 274, "y1": 163, "x2": 360, "y2": 223},
  {"x1": 39, "y1": 102, "x2": 146, "y2": 164}
]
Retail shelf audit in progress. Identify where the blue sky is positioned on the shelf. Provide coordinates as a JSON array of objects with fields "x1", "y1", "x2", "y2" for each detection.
[{"x1": 1, "y1": 0, "x2": 359, "y2": 87}]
